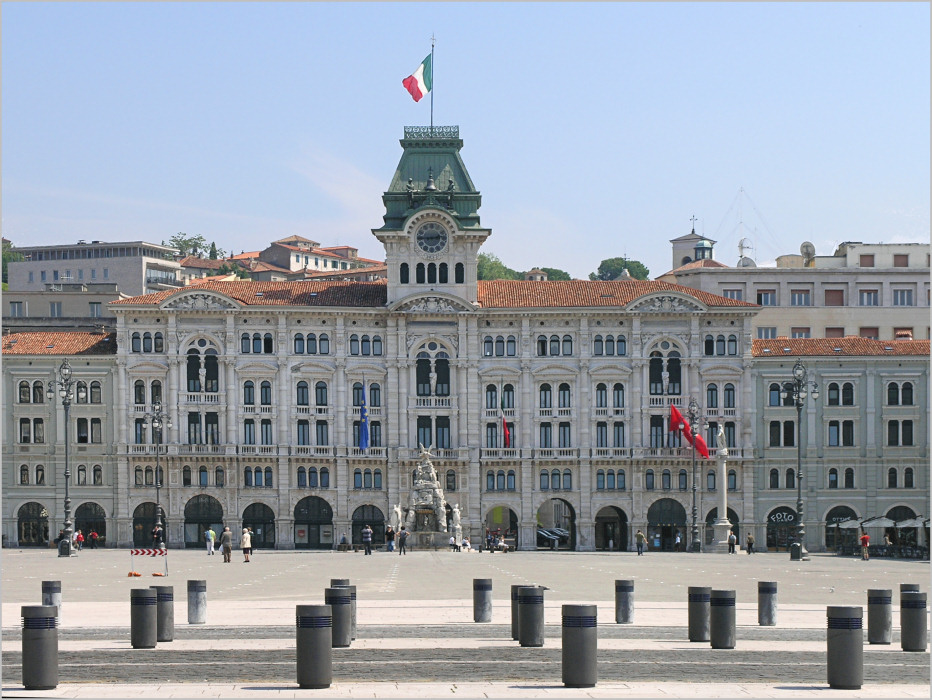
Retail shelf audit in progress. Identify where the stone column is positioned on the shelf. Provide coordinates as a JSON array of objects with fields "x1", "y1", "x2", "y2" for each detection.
[{"x1": 709, "y1": 431, "x2": 732, "y2": 553}]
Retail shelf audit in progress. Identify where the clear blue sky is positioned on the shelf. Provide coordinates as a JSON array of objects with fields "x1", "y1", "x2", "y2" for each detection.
[{"x1": 3, "y1": 2, "x2": 929, "y2": 279}]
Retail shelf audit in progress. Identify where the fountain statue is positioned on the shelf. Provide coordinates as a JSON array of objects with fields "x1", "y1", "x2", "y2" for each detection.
[{"x1": 391, "y1": 444, "x2": 460, "y2": 548}]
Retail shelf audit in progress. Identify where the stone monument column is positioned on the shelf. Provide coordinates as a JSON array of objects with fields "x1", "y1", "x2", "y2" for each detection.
[{"x1": 709, "y1": 425, "x2": 733, "y2": 553}]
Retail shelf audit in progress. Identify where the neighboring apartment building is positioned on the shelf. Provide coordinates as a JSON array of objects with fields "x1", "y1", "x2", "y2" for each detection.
[
  {"x1": 3, "y1": 283, "x2": 128, "y2": 332},
  {"x1": 7, "y1": 240, "x2": 182, "y2": 298},
  {"x1": 3, "y1": 127, "x2": 927, "y2": 555},
  {"x1": 258, "y1": 236, "x2": 380, "y2": 276},
  {"x1": 657, "y1": 235, "x2": 930, "y2": 341}
]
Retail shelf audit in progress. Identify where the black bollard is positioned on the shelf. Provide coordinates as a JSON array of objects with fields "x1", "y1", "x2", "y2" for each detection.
[
  {"x1": 324, "y1": 587, "x2": 352, "y2": 648},
  {"x1": 130, "y1": 588, "x2": 158, "y2": 649},
  {"x1": 517, "y1": 586, "x2": 545, "y2": 647},
  {"x1": 187, "y1": 580, "x2": 207, "y2": 624},
  {"x1": 473, "y1": 579, "x2": 493, "y2": 623},
  {"x1": 330, "y1": 578, "x2": 350, "y2": 587},
  {"x1": 900, "y1": 583, "x2": 920, "y2": 595},
  {"x1": 331, "y1": 580, "x2": 356, "y2": 640},
  {"x1": 615, "y1": 579, "x2": 634, "y2": 624},
  {"x1": 41, "y1": 581, "x2": 62, "y2": 620},
  {"x1": 511, "y1": 583, "x2": 533, "y2": 640},
  {"x1": 150, "y1": 585, "x2": 174, "y2": 642},
  {"x1": 688, "y1": 586, "x2": 711, "y2": 642},
  {"x1": 900, "y1": 592, "x2": 928, "y2": 652},
  {"x1": 296, "y1": 604, "x2": 332, "y2": 689},
  {"x1": 757, "y1": 581, "x2": 777, "y2": 626},
  {"x1": 710, "y1": 589, "x2": 736, "y2": 649},
  {"x1": 866, "y1": 589, "x2": 892, "y2": 645},
  {"x1": 562, "y1": 604, "x2": 597, "y2": 688},
  {"x1": 827, "y1": 606, "x2": 863, "y2": 690},
  {"x1": 21, "y1": 605, "x2": 58, "y2": 690}
]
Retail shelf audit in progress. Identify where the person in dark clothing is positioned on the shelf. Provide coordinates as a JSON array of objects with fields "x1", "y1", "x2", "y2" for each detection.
[
  {"x1": 398, "y1": 526, "x2": 408, "y2": 555},
  {"x1": 362, "y1": 524, "x2": 373, "y2": 555}
]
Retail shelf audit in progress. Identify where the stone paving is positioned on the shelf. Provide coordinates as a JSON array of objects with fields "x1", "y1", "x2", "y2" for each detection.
[{"x1": 1, "y1": 547, "x2": 929, "y2": 698}]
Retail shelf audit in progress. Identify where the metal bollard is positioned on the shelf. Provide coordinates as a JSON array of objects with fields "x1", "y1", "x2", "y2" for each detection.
[
  {"x1": 562, "y1": 604, "x2": 597, "y2": 688},
  {"x1": 615, "y1": 579, "x2": 634, "y2": 624},
  {"x1": 41, "y1": 580, "x2": 62, "y2": 620},
  {"x1": 900, "y1": 592, "x2": 928, "y2": 652},
  {"x1": 866, "y1": 589, "x2": 892, "y2": 645},
  {"x1": 21, "y1": 605, "x2": 58, "y2": 690},
  {"x1": 330, "y1": 578, "x2": 350, "y2": 587},
  {"x1": 827, "y1": 606, "x2": 863, "y2": 690},
  {"x1": 331, "y1": 580, "x2": 356, "y2": 640},
  {"x1": 324, "y1": 587, "x2": 352, "y2": 648},
  {"x1": 187, "y1": 580, "x2": 207, "y2": 624},
  {"x1": 296, "y1": 604, "x2": 332, "y2": 689},
  {"x1": 758, "y1": 581, "x2": 777, "y2": 626},
  {"x1": 130, "y1": 588, "x2": 158, "y2": 649},
  {"x1": 688, "y1": 586, "x2": 711, "y2": 642},
  {"x1": 150, "y1": 585, "x2": 174, "y2": 642},
  {"x1": 511, "y1": 583, "x2": 533, "y2": 640},
  {"x1": 900, "y1": 583, "x2": 920, "y2": 595},
  {"x1": 473, "y1": 578, "x2": 493, "y2": 623},
  {"x1": 517, "y1": 585, "x2": 545, "y2": 647},
  {"x1": 710, "y1": 589, "x2": 736, "y2": 649}
]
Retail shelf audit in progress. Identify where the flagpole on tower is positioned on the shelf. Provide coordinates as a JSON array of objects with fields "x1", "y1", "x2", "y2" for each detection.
[{"x1": 430, "y1": 34, "x2": 435, "y2": 132}]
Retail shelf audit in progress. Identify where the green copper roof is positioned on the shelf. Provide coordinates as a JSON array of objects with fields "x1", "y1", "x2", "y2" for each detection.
[{"x1": 378, "y1": 126, "x2": 482, "y2": 230}]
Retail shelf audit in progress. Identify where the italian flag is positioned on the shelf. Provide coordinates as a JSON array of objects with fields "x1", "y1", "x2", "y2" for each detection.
[
  {"x1": 402, "y1": 54, "x2": 432, "y2": 102},
  {"x1": 501, "y1": 388, "x2": 511, "y2": 448}
]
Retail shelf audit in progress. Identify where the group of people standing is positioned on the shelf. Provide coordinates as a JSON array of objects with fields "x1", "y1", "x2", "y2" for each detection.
[
  {"x1": 202, "y1": 526, "x2": 243, "y2": 562},
  {"x1": 55, "y1": 528, "x2": 100, "y2": 550}
]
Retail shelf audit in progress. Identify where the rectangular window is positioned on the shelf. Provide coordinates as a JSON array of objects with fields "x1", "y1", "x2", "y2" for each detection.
[
  {"x1": 49, "y1": 302, "x2": 62, "y2": 318},
  {"x1": 90, "y1": 268, "x2": 97, "y2": 280},
  {"x1": 859, "y1": 327, "x2": 879, "y2": 340},
  {"x1": 613, "y1": 422, "x2": 625, "y2": 447},
  {"x1": 842, "y1": 421, "x2": 854, "y2": 447},
  {"x1": 53, "y1": 270, "x2": 59, "y2": 281},
  {"x1": 28, "y1": 271, "x2": 34, "y2": 283},
  {"x1": 315, "y1": 421, "x2": 329, "y2": 445},
  {"x1": 791, "y1": 327, "x2": 811, "y2": 338},
  {"x1": 790, "y1": 290, "x2": 811, "y2": 306},
  {"x1": 824, "y1": 289, "x2": 844, "y2": 306},
  {"x1": 859, "y1": 254, "x2": 874, "y2": 267},
  {"x1": 893, "y1": 289, "x2": 913, "y2": 306},
  {"x1": 9, "y1": 301, "x2": 23, "y2": 317},
  {"x1": 595, "y1": 422, "x2": 608, "y2": 448},
  {"x1": 78, "y1": 269, "x2": 84, "y2": 281},
  {"x1": 539, "y1": 422, "x2": 552, "y2": 448},
  {"x1": 893, "y1": 254, "x2": 909, "y2": 267},
  {"x1": 103, "y1": 268, "x2": 109, "y2": 279},
  {"x1": 858, "y1": 290, "x2": 878, "y2": 306},
  {"x1": 757, "y1": 327, "x2": 777, "y2": 339},
  {"x1": 297, "y1": 420, "x2": 310, "y2": 445},
  {"x1": 260, "y1": 420, "x2": 273, "y2": 445},
  {"x1": 89, "y1": 302, "x2": 102, "y2": 318},
  {"x1": 828, "y1": 421, "x2": 839, "y2": 447},
  {"x1": 756, "y1": 290, "x2": 776, "y2": 306},
  {"x1": 370, "y1": 422, "x2": 382, "y2": 448},
  {"x1": 435, "y1": 416, "x2": 451, "y2": 449},
  {"x1": 722, "y1": 289, "x2": 743, "y2": 301},
  {"x1": 243, "y1": 420, "x2": 255, "y2": 445},
  {"x1": 825, "y1": 327, "x2": 845, "y2": 338},
  {"x1": 558, "y1": 422, "x2": 572, "y2": 448},
  {"x1": 417, "y1": 417, "x2": 432, "y2": 448}
]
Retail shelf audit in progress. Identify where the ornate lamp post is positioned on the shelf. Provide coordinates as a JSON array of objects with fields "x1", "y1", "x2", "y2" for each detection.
[
  {"x1": 47, "y1": 359, "x2": 85, "y2": 557},
  {"x1": 780, "y1": 359, "x2": 819, "y2": 560},
  {"x1": 686, "y1": 397, "x2": 703, "y2": 553},
  {"x1": 144, "y1": 400, "x2": 172, "y2": 547}
]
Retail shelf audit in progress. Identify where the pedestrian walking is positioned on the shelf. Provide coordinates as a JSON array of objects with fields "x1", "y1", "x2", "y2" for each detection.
[
  {"x1": 727, "y1": 531, "x2": 737, "y2": 554},
  {"x1": 220, "y1": 526, "x2": 233, "y2": 563},
  {"x1": 398, "y1": 526, "x2": 408, "y2": 555},
  {"x1": 205, "y1": 526, "x2": 217, "y2": 555},
  {"x1": 385, "y1": 525, "x2": 395, "y2": 552},
  {"x1": 635, "y1": 529, "x2": 646, "y2": 556},
  {"x1": 362, "y1": 524, "x2": 373, "y2": 555},
  {"x1": 152, "y1": 524, "x2": 164, "y2": 548},
  {"x1": 241, "y1": 528, "x2": 252, "y2": 563},
  {"x1": 674, "y1": 532, "x2": 681, "y2": 552},
  {"x1": 486, "y1": 530, "x2": 493, "y2": 553},
  {"x1": 89, "y1": 530, "x2": 98, "y2": 549},
  {"x1": 859, "y1": 531, "x2": 870, "y2": 560},
  {"x1": 75, "y1": 530, "x2": 84, "y2": 550},
  {"x1": 745, "y1": 533, "x2": 755, "y2": 554}
]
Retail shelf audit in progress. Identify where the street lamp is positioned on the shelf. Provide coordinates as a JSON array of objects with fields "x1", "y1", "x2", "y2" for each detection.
[
  {"x1": 780, "y1": 358, "x2": 819, "y2": 561},
  {"x1": 47, "y1": 359, "x2": 86, "y2": 557},
  {"x1": 144, "y1": 400, "x2": 172, "y2": 547},
  {"x1": 686, "y1": 397, "x2": 703, "y2": 553}
]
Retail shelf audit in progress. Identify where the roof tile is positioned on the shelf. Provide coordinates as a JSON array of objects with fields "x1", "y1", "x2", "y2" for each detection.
[
  {"x1": 753, "y1": 337, "x2": 930, "y2": 357},
  {"x1": 2, "y1": 332, "x2": 117, "y2": 356}
]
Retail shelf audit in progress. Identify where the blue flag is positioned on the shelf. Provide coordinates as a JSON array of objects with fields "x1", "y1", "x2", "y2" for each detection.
[{"x1": 359, "y1": 383, "x2": 369, "y2": 450}]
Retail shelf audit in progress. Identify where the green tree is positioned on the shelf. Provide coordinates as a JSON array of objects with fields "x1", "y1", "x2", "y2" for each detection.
[
  {"x1": 539, "y1": 267, "x2": 571, "y2": 281},
  {"x1": 589, "y1": 257, "x2": 649, "y2": 281},
  {"x1": 218, "y1": 262, "x2": 250, "y2": 279},
  {"x1": 2, "y1": 239, "x2": 24, "y2": 285},
  {"x1": 169, "y1": 232, "x2": 208, "y2": 257},
  {"x1": 477, "y1": 253, "x2": 521, "y2": 281}
]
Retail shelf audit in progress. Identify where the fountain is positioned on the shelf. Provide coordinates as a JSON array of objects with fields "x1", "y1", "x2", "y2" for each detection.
[{"x1": 390, "y1": 445, "x2": 462, "y2": 549}]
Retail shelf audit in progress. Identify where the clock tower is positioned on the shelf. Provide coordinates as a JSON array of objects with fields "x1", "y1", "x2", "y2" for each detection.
[{"x1": 372, "y1": 126, "x2": 491, "y2": 306}]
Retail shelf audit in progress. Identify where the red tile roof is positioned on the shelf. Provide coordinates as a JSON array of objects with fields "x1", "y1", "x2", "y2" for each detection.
[
  {"x1": 178, "y1": 256, "x2": 227, "y2": 269},
  {"x1": 111, "y1": 280, "x2": 388, "y2": 307},
  {"x1": 753, "y1": 337, "x2": 930, "y2": 357},
  {"x1": 661, "y1": 258, "x2": 731, "y2": 276},
  {"x1": 2, "y1": 332, "x2": 117, "y2": 356},
  {"x1": 476, "y1": 280, "x2": 757, "y2": 309},
  {"x1": 229, "y1": 251, "x2": 261, "y2": 260}
]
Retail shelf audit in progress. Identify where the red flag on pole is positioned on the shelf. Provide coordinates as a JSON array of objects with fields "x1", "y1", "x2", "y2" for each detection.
[{"x1": 670, "y1": 404, "x2": 709, "y2": 458}]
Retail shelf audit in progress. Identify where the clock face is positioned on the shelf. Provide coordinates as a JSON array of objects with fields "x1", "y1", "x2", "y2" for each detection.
[{"x1": 415, "y1": 222, "x2": 448, "y2": 254}]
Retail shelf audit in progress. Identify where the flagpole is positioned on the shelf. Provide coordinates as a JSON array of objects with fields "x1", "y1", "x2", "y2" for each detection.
[{"x1": 430, "y1": 35, "x2": 435, "y2": 132}]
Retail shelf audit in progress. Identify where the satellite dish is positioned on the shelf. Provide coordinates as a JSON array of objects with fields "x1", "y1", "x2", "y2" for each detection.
[
  {"x1": 738, "y1": 238, "x2": 754, "y2": 259},
  {"x1": 737, "y1": 256, "x2": 757, "y2": 268},
  {"x1": 800, "y1": 241, "x2": 816, "y2": 265}
]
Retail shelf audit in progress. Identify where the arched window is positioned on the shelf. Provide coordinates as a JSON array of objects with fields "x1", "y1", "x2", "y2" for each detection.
[
  {"x1": 143, "y1": 332, "x2": 152, "y2": 352},
  {"x1": 132, "y1": 332, "x2": 142, "y2": 352},
  {"x1": 558, "y1": 383, "x2": 571, "y2": 408},
  {"x1": 199, "y1": 466, "x2": 208, "y2": 487},
  {"x1": 306, "y1": 333, "x2": 318, "y2": 354},
  {"x1": 613, "y1": 383, "x2": 624, "y2": 409},
  {"x1": 594, "y1": 335, "x2": 604, "y2": 355},
  {"x1": 35, "y1": 465, "x2": 45, "y2": 485},
  {"x1": 786, "y1": 469, "x2": 796, "y2": 490},
  {"x1": 828, "y1": 468, "x2": 838, "y2": 488},
  {"x1": 704, "y1": 335, "x2": 714, "y2": 356},
  {"x1": 551, "y1": 469, "x2": 561, "y2": 490},
  {"x1": 241, "y1": 333, "x2": 250, "y2": 353},
  {"x1": 605, "y1": 335, "x2": 615, "y2": 355},
  {"x1": 315, "y1": 382, "x2": 328, "y2": 406},
  {"x1": 320, "y1": 467, "x2": 329, "y2": 488},
  {"x1": 134, "y1": 380, "x2": 146, "y2": 405},
  {"x1": 661, "y1": 469, "x2": 671, "y2": 490},
  {"x1": 769, "y1": 383, "x2": 781, "y2": 406},
  {"x1": 495, "y1": 336, "x2": 505, "y2": 356},
  {"x1": 827, "y1": 383, "x2": 840, "y2": 406},
  {"x1": 904, "y1": 467, "x2": 914, "y2": 488},
  {"x1": 539, "y1": 469, "x2": 549, "y2": 490},
  {"x1": 483, "y1": 336, "x2": 494, "y2": 356},
  {"x1": 707, "y1": 470, "x2": 716, "y2": 491},
  {"x1": 243, "y1": 467, "x2": 253, "y2": 487},
  {"x1": 439, "y1": 263, "x2": 448, "y2": 283},
  {"x1": 844, "y1": 468, "x2": 854, "y2": 488},
  {"x1": 297, "y1": 467, "x2": 307, "y2": 488},
  {"x1": 308, "y1": 467, "x2": 319, "y2": 488},
  {"x1": 617, "y1": 470, "x2": 626, "y2": 490},
  {"x1": 549, "y1": 335, "x2": 559, "y2": 356},
  {"x1": 363, "y1": 469, "x2": 373, "y2": 489},
  {"x1": 715, "y1": 335, "x2": 726, "y2": 355},
  {"x1": 887, "y1": 468, "x2": 898, "y2": 488},
  {"x1": 536, "y1": 335, "x2": 547, "y2": 356},
  {"x1": 706, "y1": 384, "x2": 718, "y2": 408},
  {"x1": 264, "y1": 467, "x2": 273, "y2": 487},
  {"x1": 727, "y1": 334, "x2": 738, "y2": 355},
  {"x1": 319, "y1": 334, "x2": 330, "y2": 354},
  {"x1": 33, "y1": 381, "x2": 45, "y2": 403},
  {"x1": 427, "y1": 263, "x2": 437, "y2": 284},
  {"x1": 502, "y1": 384, "x2": 515, "y2": 409},
  {"x1": 400, "y1": 262, "x2": 409, "y2": 284},
  {"x1": 260, "y1": 381, "x2": 272, "y2": 405},
  {"x1": 416, "y1": 263, "x2": 425, "y2": 284},
  {"x1": 349, "y1": 334, "x2": 360, "y2": 355},
  {"x1": 887, "y1": 382, "x2": 899, "y2": 405},
  {"x1": 496, "y1": 470, "x2": 506, "y2": 491},
  {"x1": 595, "y1": 383, "x2": 607, "y2": 408},
  {"x1": 372, "y1": 335, "x2": 383, "y2": 355},
  {"x1": 243, "y1": 381, "x2": 255, "y2": 405},
  {"x1": 506, "y1": 469, "x2": 516, "y2": 490},
  {"x1": 135, "y1": 467, "x2": 143, "y2": 486},
  {"x1": 252, "y1": 333, "x2": 262, "y2": 354},
  {"x1": 215, "y1": 467, "x2": 224, "y2": 487},
  {"x1": 455, "y1": 263, "x2": 464, "y2": 283},
  {"x1": 562, "y1": 335, "x2": 573, "y2": 355},
  {"x1": 446, "y1": 469, "x2": 456, "y2": 492},
  {"x1": 562, "y1": 469, "x2": 572, "y2": 490},
  {"x1": 75, "y1": 381, "x2": 88, "y2": 404},
  {"x1": 145, "y1": 467, "x2": 154, "y2": 485},
  {"x1": 485, "y1": 385, "x2": 498, "y2": 410},
  {"x1": 19, "y1": 381, "x2": 31, "y2": 403},
  {"x1": 150, "y1": 381, "x2": 162, "y2": 404},
  {"x1": 374, "y1": 469, "x2": 383, "y2": 489},
  {"x1": 254, "y1": 467, "x2": 263, "y2": 487},
  {"x1": 183, "y1": 465, "x2": 192, "y2": 486},
  {"x1": 154, "y1": 332, "x2": 164, "y2": 352},
  {"x1": 77, "y1": 465, "x2": 87, "y2": 485},
  {"x1": 841, "y1": 383, "x2": 854, "y2": 406},
  {"x1": 294, "y1": 334, "x2": 305, "y2": 354},
  {"x1": 723, "y1": 384, "x2": 736, "y2": 409},
  {"x1": 645, "y1": 469, "x2": 655, "y2": 490},
  {"x1": 296, "y1": 381, "x2": 309, "y2": 406},
  {"x1": 769, "y1": 469, "x2": 779, "y2": 489},
  {"x1": 506, "y1": 336, "x2": 516, "y2": 356},
  {"x1": 679, "y1": 469, "x2": 688, "y2": 490},
  {"x1": 263, "y1": 333, "x2": 273, "y2": 354},
  {"x1": 902, "y1": 382, "x2": 913, "y2": 405},
  {"x1": 727, "y1": 469, "x2": 737, "y2": 490},
  {"x1": 617, "y1": 335, "x2": 627, "y2": 355},
  {"x1": 487, "y1": 471, "x2": 495, "y2": 491},
  {"x1": 607, "y1": 469, "x2": 616, "y2": 489},
  {"x1": 539, "y1": 384, "x2": 552, "y2": 408},
  {"x1": 596, "y1": 469, "x2": 605, "y2": 489}
]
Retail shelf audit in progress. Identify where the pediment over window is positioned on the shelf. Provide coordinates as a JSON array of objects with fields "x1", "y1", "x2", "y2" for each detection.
[
  {"x1": 390, "y1": 294, "x2": 476, "y2": 314},
  {"x1": 161, "y1": 292, "x2": 239, "y2": 311},
  {"x1": 627, "y1": 293, "x2": 706, "y2": 314}
]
